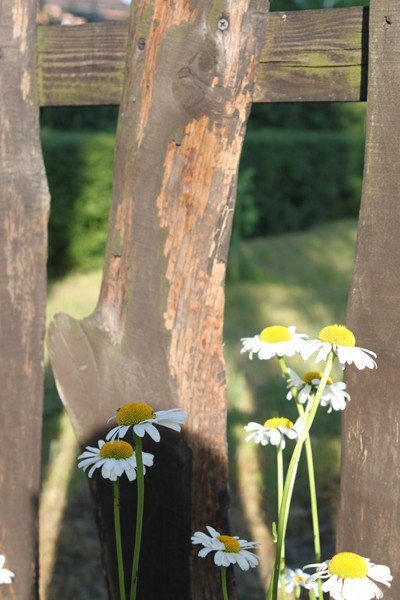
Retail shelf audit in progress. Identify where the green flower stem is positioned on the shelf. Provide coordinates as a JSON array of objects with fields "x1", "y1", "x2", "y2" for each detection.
[
  {"x1": 276, "y1": 445, "x2": 286, "y2": 600},
  {"x1": 303, "y1": 414, "x2": 323, "y2": 600},
  {"x1": 221, "y1": 566, "x2": 229, "y2": 600},
  {"x1": 130, "y1": 434, "x2": 145, "y2": 600},
  {"x1": 113, "y1": 480, "x2": 126, "y2": 600},
  {"x1": 308, "y1": 588, "x2": 317, "y2": 600},
  {"x1": 278, "y1": 359, "x2": 322, "y2": 563},
  {"x1": 268, "y1": 351, "x2": 335, "y2": 600}
]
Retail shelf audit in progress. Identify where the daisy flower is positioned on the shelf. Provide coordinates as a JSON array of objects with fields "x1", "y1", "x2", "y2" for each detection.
[
  {"x1": 301, "y1": 324, "x2": 377, "y2": 370},
  {"x1": 241, "y1": 325, "x2": 307, "y2": 360},
  {"x1": 0, "y1": 555, "x2": 15, "y2": 585},
  {"x1": 191, "y1": 526, "x2": 259, "y2": 571},
  {"x1": 286, "y1": 368, "x2": 351, "y2": 412},
  {"x1": 244, "y1": 416, "x2": 302, "y2": 450},
  {"x1": 304, "y1": 552, "x2": 392, "y2": 600},
  {"x1": 106, "y1": 402, "x2": 187, "y2": 442},
  {"x1": 77, "y1": 439, "x2": 154, "y2": 481},
  {"x1": 282, "y1": 567, "x2": 320, "y2": 596}
]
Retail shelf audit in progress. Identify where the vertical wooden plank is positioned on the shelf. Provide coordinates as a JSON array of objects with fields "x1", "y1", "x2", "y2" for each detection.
[
  {"x1": 48, "y1": 0, "x2": 270, "y2": 598},
  {"x1": 338, "y1": 1, "x2": 400, "y2": 597},
  {"x1": 0, "y1": 1, "x2": 50, "y2": 598}
]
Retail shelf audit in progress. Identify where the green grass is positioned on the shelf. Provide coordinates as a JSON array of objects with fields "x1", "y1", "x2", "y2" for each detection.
[
  {"x1": 42, "y1": 218, "x2": 357, "y2": 597},
  {"x1": 225, "y1": 218, "x2": 357, "y2": 574}
]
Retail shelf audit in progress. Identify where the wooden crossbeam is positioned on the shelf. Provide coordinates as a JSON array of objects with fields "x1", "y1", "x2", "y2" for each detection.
[{"x1": 37, "y1": 6, "x2": 368, "y2": 107}]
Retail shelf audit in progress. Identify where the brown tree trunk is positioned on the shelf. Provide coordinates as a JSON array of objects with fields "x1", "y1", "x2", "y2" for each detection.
[
  {"x1": 48, "y1": 0, "x2": 270, "y2": 598},
  {"x1": 0, "y1": 1, "x2": 50, "y2": 599},
  {"x1": 338, "y1": 1, "x2": 400, "y2": 597}
]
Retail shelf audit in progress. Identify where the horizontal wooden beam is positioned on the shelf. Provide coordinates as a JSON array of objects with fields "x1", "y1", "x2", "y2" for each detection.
[
  {"x1": 37, "y1": 6, "x2": 368, "y2": 106},
  {"x1": 256, "y1": 7, "x2": 368, "y2": 103}
]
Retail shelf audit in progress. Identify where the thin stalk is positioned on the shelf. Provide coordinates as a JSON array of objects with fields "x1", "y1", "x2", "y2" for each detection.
[
  {"x1": 114, "y1": 480, "x2": 126, "y2": 600},
  {"x1": 304, "y1": 429, "x2": 323, "y2": 600},
  {"x1": 130, "y1": 434, "x2": 145, "y2": 600},
  {"x1": 277, "y1": 445, "x2": 286, "y2": 600},
  {"x1": 278, "y1": 357, "x2": 323, "y2": 590},
  {"x1": 221, "y1": 566, "x2": 229, "y2": 600},
  {"x1": 267, "y1": 351, "x2": 335, "y2": 600}
]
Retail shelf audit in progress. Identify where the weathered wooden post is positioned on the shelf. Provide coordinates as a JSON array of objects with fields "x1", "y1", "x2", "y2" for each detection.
[
  {"x1": 47, "y1": 0, "x2": 270, "y2": 597},
  {"x1": 0, "y1": 0, "x2": 50, "y2": 598},
  {"x1": 3, "y1": 0, "x2": 400, "y2": 597},
  {"x1": 338, "y1": 1, "x2": 400, "y2": 598}
]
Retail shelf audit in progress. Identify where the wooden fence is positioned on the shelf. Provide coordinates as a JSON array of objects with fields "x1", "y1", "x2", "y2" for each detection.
[{"x1": 1, "y1": 0, "x2": 399, "y2": 598}]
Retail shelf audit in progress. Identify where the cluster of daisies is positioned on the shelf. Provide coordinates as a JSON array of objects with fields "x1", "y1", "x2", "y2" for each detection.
[
  {"x1": 241, "y1": 323, "x2": 376, "y2": 450},
  {"x1": 1, "y1": 323, "x2": 392, "y2": 599},
  {"x1": 71, "y1": 323, "x2": 392, "y2": 600},
  {"x1": 230, "y1": 323, "x2": 392, "y2": 600},
  {"x1": 77, "y1": 404, "x2": 187, "y2": 481},
  {"x1": 190, "y1": 528, "x2": 393, "y2": 600}
]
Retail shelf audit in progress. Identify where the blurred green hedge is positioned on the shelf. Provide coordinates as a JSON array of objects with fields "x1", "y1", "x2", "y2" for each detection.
[
  {"x1": 43, "y1": 126, "x2": 364, "y2": 278},
  {"x1": 234, "y1": 128, "x2": 364, "y2": 240},
  {"x1": 42, "y1": 129, "x2": 115, "y2": 278}
]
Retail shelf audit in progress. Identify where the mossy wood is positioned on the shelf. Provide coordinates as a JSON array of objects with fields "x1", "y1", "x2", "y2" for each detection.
[
  {"x1": 338, "y1": 1, "x2": 400, "y2": 598},
  {"x1": 37, "y1": 6, "x2": 368, "y2": 107},
  {"x1": 47, "y1": 0, "x2": 270, "y2": 598},
  {"x1": 0, "y1": 1, "x2": 50, "y2": 599}
]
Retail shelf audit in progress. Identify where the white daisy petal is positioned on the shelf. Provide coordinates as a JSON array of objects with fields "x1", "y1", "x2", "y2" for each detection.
[
  {"x1": 191, "y1": 527, "x2": 259, "y2": 571},
  {"x1": 304, "y1": 552, "x2": 391, "y2": 600},
  {"x1": 241, "y1": 325, "x2": 307, "y2": 362},
  {"x1": 198, "y1": 547, "x2": 214, "y2": 558},
  {"x1": 143, "y1": 423, "x2": 161, "y2": 442},
  {"x1": 302, "y1": 324, "x2": 377, "y2": 371},
  {"x1": 281, "y1": 567, "x2": 320, "y2": 595},
  {"x1": 142, "y1": 452, "x2": 155, "y2": 468},
  {"x1": 106, "y1": 403, "x2": 187, "y2": 444},
  {"x1": 287, "y1": 368, "x2": 351, "y2": 413},
  {"x1": 87, "y1": 460, "x2": 102, "y2": 478},
  {"x1": 77, "y1": 439, "x2": 154, "y2": 481},
  {"x1": 0, "y1": 555, "x2": 15, "y2": 585},
  {"x1": 368, "y1": 564, "x2": 393, "y2": 586},
  {"x1": 206, "y1": 526, "x2": 220, "y2": 538},
  {"x1": 125, "y1": 467, "x2": 137, "y2": 482},
  {"x1": 244, "y1": 417, "x2": 299, "y2": 450}
]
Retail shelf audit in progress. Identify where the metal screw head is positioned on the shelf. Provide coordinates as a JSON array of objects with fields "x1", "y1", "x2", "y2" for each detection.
[{"x1": 217, "y1": 17, "x2": 229, "y2": 31}]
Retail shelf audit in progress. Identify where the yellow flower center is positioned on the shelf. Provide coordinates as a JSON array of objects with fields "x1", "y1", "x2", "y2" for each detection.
[
  {"x1": 318, "y1": 324, "x2": 356, "y2": 347},
  {"x1": 99, "y1": 440, "x2": 134, "y2": 459},
  {"x1": 263, "y1": 417, "x2": 294, "y2": 429},
  {"x1": 302, "y1": 371, "x2": 333, "y2": 385},
  {"x1": 217, "y1": 535, "x2": 241, "y2": 553},
  {"x1": 116, "y1": 402, "x2": 156, "y2": 426},
  {"x1": 259, "y1": 325, "x2": 292, "y2": 343},
  {"x1": 294, "y1": 575, "x2": 306, "y2": 583},
  {"x1": 328, "y1": 552, "x2": 368, "y2": 579}
]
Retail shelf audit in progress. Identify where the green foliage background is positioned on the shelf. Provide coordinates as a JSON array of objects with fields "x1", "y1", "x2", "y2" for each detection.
[
  {"x1": 42, "y1": 109, "x2": 365, "y2": 278},
  {"x1": 41, "y1": 0, "x2": 368, "y2": 279}
]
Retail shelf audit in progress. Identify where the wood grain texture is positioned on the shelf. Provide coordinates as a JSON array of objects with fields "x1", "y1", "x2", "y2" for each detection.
[
  {"x1": 37, "y1": 21, "x2": 127, "y2": 106},
  {"x1": 47, "y1": 0, "x2": 270, "y2": 598},
  {"x1": 255, "y1": 6, "x2": 368, "y2": 102},
  {"x1": 0, "y1": 1, "x2": 50, "y2": 599},
  {"x1": 37, "y1": 6, "x2": 367, "y2": 107},
  {"x1": 337, "y1": 1, "x2": 400, "y2": 597}
]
